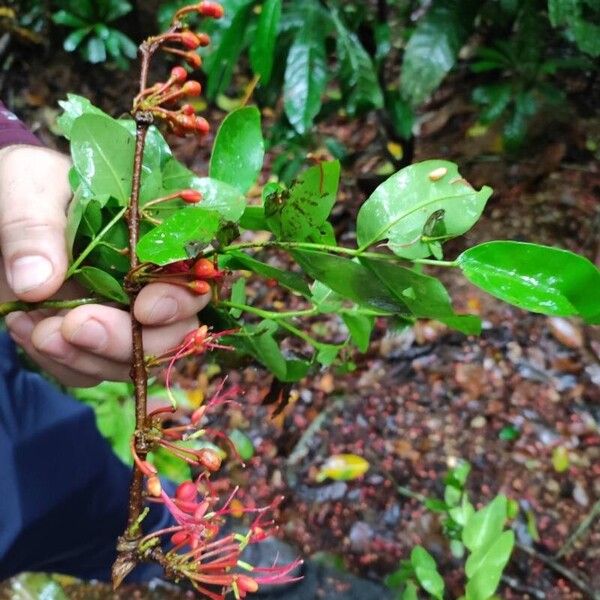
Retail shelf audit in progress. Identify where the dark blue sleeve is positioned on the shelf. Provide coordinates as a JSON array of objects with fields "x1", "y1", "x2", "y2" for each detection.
[{"x1": 0, "y1": 333, "x2": 172, "y2": 582}]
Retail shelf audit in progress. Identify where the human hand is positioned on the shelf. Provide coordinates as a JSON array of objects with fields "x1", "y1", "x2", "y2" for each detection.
[{"x1": 0, "y1": 144, "x2": 209, "y2": 386}]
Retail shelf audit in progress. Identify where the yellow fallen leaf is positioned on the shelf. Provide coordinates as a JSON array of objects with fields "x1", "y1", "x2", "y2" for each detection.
[{"x1": 316, "y1": 454, "x2": 369, "y2": 482}]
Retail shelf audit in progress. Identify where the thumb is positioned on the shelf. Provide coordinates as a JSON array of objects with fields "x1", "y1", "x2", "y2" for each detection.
[{"x1": 0, "y1": 146, "x2": 72, "y2": 302}]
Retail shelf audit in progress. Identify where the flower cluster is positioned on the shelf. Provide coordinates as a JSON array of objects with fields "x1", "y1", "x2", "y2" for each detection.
[
  {"x1": 132, "y1": 2, "x2": 225, "y2": 135},
  {"x1": 142, "y1": 258, "x2": 226, "y2": 297},
  {"x1": 133, "y1": 381, "x2": 301, "y2": 599}
]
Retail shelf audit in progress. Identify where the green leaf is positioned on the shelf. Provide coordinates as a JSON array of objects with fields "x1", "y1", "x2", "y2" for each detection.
[
  {"x1": 229, "y1": 278, "x2": 246, "y2": 318},
  {"x1": 239, "y1": 320, "x2": 286, "y2": 379},
  {"x1": 239, "y1": 205, "x2": 269, "y2": 230},
  {"x1": 63, "y1": 27, "x2": 91, "y2": 52},
  {"x1": 70, "y1": 114, "x2": 134, "y2": 204},
  {"x1": 52, "y1": 9, "x2": 88, "y2": 28},
  {"x1": 83, "y1": 35, "x2": 107, "y2": 63},
  {"x1": 400, "y1": 0, "x2": 480, "y2": 107},
  {"x1": 316, "y1": 454, "x2": 370, "y2": 482},
  {"x1": 360, "y1": 257, "x2": 481, "y2": 334},
  {"x1": 210, "y1": 106, "x2": 265, "y2": 194},
  {"x1": 462, "y1": 495, "x2": 508, "y2": 553},
  {"x1": 75, "y1": 265, "x2": 129, "y2": 304},
  {"x1": 250, "y1": 0, "x2": 282, "y2": 85},
  {"x1": 205, "y1": 3, "x2": 253, "y2": 100},
  {"x1": 7, "y1": 573, "x2": 68, "y2": 600},
  {"x1": 401, "y1": 582, "x2": 419, "y2": 600},
  {"x1": 342, "y1": 312, "x2": 374, "y2": 352},
  {"x1": 222, "y1": 250, "x2": 310, "y2": 295},
  {"x1": 465, "y1": 531, "x2": 514, "y2": 600},
  {"x1": 457, "y1": 242, "x2": 600, "y2": 323},
  {"x1": 356, "y1": 160, "x2": 492, "y2": 259},
  {"x1": 332, "y1": 11, "x2": 384, "y2": 115},
  {"x1": 410, "y1": 546, "x2": 445, "y2": 600},
  {"x1": 265, "y1": 161, "x2": 340, "y2": 241},
  {"x1": 229, "y1": 428, "x2": 254, "y2": 461},
  {"x1": 136, "y1": 208, "x2": 221, "y2": 265},
  {"x1": 293, "y1": 251, "x2": 407, "y2": 314},
  {"x1": 161, "y1": 158, "x2": 246, "y2": 222},
  {"x1": 57, "y1": 94, "x2": 109, "y2": 139},
  {"x1": 283, "y1": 7, "x2": 327, "y2": 134}
]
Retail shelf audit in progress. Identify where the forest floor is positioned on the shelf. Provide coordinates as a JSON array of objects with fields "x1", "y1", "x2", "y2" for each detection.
[{"x1": 1, "y1": 37, "x2": 599, "y2": 600}]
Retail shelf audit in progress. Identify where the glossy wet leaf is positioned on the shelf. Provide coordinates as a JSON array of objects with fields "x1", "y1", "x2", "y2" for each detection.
[
  {"x1": 457, "y1": 241, "x2": 600, "y2": 323},
  {"x1": 465, "y1": 530, "x2": 514, "y2": 600},
  {"x1": 265, "y1": 161, "x2": 340, "y2": 241},
  {"x1": 400, "y1": 0, "x2": 479, "y2": 107},
  {"x1": 499, "y1": 424, "x2": 520, "y2": 441},
  {"x1": 229, "y1": 429, "x2": 254, "y2": 461},
  {"x1": 161, "y1": 158, "x2": 246, "y2": 222},
  {"x1": 283, "y1": 6, "x2": 327, "y2": 134},
  {"x1": 70, "y1": 114, "x2": 134, "y2": 204},
  {"x1": 210, "y1": 106, "x2": 264, "y2": 194},
  {"x1": 356, "y1": 160, "x2": 492, "y2": 259},
  {"x1": 360, "y1": 257, "x2": 481, "y2": 334},
  {"x1": 316, "y1": 454, "x2": 369, "y2": 482},
  {"x1": 250, "y1": 0, "x2": 282, "y2": 85},
  {"x1": 222, "y1": 250, "x2": 310, "y2": 295},
  {"x1": 136, "y1": 208, "x2": 221, "y2": 265},
  {"x1": 342, "y1": 311, "x2": 374, "y2": 353},
  {"x1": 75, "y1": 265, "x2": 128, "y2": 304},
  {"x1": 57, "y1": 93, "x2": 108, "y2": 139},
  {"x1": 7, "y1": 573, "x2": 68, "y2": 600},
  {"x1": 463, "y1": 495, "x2": 508, "y2": 553},
  {"x1": 293, "y1": 251, "x2": 406, "y2": 314},
  {"x1": 410, "y1": 546, "x2": 445, "y2": 600}
]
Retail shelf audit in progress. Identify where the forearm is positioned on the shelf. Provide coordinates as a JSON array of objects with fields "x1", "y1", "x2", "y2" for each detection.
[{"x1": 0, "y1": 101, "x2": 42, "y2": 149}]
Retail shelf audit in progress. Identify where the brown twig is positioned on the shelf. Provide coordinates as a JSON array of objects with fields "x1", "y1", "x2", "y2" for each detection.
[
  {"x1": 516, "y1": 542, "x2": 600, "y2": 600},
  {"x1": 556, "y1": 498, "x2": 600, "y2": 559}
]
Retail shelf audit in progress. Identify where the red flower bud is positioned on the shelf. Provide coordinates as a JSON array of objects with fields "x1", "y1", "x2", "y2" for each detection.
[
  {"x1": 236, "y1": 575, "x2": 259, "y2": 593},
  {"x1": 193, "y1": 258, "x2": 216, "y2": 278},
  {"x1": 180, "y1": 31, "x2": 201, "y2": 49},
  {"x1": 146, "y1": 476, "x2": 162, "y2": 498},
  {"x1": 175, "y1": 480, "x2": 198, "y2": 502},
  {"x1": 181, "y1": 103, "x2": 195, "y2": 115},
  {"x1": 171, "y1": 531, "x2": 189, "y2": 546},
  {"x1": 197, "y1": 448, "x2": 222, "y2": 472},
  {"x1": 184, "y1": 51, "x2": 202, "y2": 69},
  {"x1": 194, "y1": 116, "x2": 210, "y2": 135},
  {"x1": 171, "y1": 66, "x2": 188, "y2": 82},
  {"x1": 196, "y1": 32, "x2": 211, "y2": 47},
  {"x1": 180, "y1": 189, "x2": 203, "y2": 203},
  {"x1": 198, "y1": 1, "x2": 225, "y2": 18},
  {"x1": 194, "y1": 325, "x2": 209, "y2": 346},
  {"x1": 189, "y1": 280, "x2": 211, "y2": 295},
  {"x1": 183, "y1": 80, "x2": 202, "y2": 97}
]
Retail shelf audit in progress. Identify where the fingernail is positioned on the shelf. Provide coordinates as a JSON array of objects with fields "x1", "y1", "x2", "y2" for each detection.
[
  {"x1": 68, "y1": 318, "x2": 108, "y2": 352},
  {"x1": 6, "y1": 312, "x2": 34, "y2": 341},
  {"x1": 35, "y1": 331, "x2": 69, "y2": 359},
  {"x1": 146, "y1": 296, "x2": 179, "y2": 323},
  {"x1": 9, "y1": 255, "x2": 54, "y2": 294}
]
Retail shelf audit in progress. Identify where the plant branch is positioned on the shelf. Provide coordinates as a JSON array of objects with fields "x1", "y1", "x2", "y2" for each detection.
[
  {"x1": 0, "y1": 297, "x2": 99, "y2": 317},
  {"x1": 516, "y1": 542, "x2": 600, "y2": 600},
  {"x1": 218, "y1": 240, "x2": 458, "y2": 268},
  {"x1": 555, "y1": 499, "x2": 600, "y2": 559}
]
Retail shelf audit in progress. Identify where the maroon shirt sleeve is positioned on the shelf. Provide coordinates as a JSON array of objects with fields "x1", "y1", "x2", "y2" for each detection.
[{"x1": 0, "y1": 101, "x2": 42, "y2": 149}]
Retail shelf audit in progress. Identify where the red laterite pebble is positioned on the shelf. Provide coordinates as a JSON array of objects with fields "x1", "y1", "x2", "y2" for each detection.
[
  {"x1": 198, "y1": 1, "x2": 225, "y2": 19},
  {"x1": 171, "y1": 66, "x2": 188, "y2": 82},
  {"x1": 193, "y1": 258, "x2": 216, "y2": 278},
  {"x1": 189, "y1": 280, "x2": 211, "y2": 295},
  {"x1": 180, "y1": 189, "x2": 203, "y2": 204}
]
